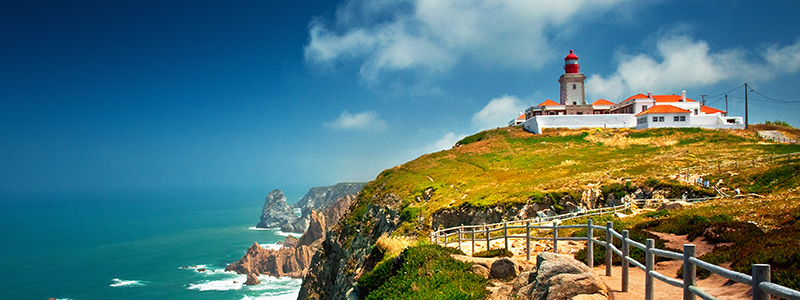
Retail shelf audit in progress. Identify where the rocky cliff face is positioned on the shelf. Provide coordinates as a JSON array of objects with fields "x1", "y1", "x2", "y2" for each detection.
[
  {"x1": 294, "y1": 182, "x2": 367, "y2": 211},
  {"x1": 298, "y1": 190, "x2": 403, "y2": 300},
  {"x1": 256, "y1": 189, "x2": 296, "y2": 229},
  {"x1": 227, "y1": 211, "x2": 327, "y2": 278}
]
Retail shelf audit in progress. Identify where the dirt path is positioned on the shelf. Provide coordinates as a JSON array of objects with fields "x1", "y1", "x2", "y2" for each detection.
[{"x1": 449, "y1": 233, "x2": 752, "y2": 300}]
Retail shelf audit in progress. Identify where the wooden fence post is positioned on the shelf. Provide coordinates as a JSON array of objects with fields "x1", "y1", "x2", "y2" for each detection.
[
  {"x1": 622, "y1": 230, "x2": 629, "y2": 293},
  {"x1": 606, "y1": 222, "x2": 613, "y2": 276},
  {"x1": 485, "y1": 224, "x2": 490, "y2": 251},
  {"x1": 645, "y1": 239, "x2": 655, "y2": 300},
  {"x1": 504, "y1": 221, "x2": 509, "y2": 251},
  {"x1": 752, "y1": 264, "x2": 770, "y2": 300},
  {"x1": 552, "y1": 221, "x2": 558, "y2": 254},
  {"x1": 471, "y1": 227, "x2": 475, "y2": 256},
  {"x1": 526, "y1": 221, "x2": 531, "y2": 261},
  {"x1": 587, "y1": 219, "x2": 594, "y2": 268},
  {"x1": 683, "y1": 244, "x2": 696, "y2": 300},
  {"x1": 458, "y1": 225, "x2": 463, "y2": 251}
]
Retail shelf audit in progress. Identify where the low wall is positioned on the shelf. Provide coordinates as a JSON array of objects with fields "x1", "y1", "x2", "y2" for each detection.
[{"x1": 524, "y1": 115, "x2": 636, "y2": 134}]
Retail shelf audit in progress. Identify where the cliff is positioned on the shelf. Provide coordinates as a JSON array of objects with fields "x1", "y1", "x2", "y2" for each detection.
[
  {"x1": 255, "y1": 189, "x2": 295, "y2": 229},
  {"x1": 227, "y1": 211, "x2": 326, "y2": 278},
  {"x1": 294, "y1": 182, "x2": 367, "y2": 211},
  {"x1": 296, "y1": 127, "x2": 794, "y2": 299},
  {"x1": 228, "y1": 194, "x2": 357, "y2": 280}
]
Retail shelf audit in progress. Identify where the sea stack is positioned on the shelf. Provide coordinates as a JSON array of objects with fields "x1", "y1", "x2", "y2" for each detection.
[{"x1": 255, "y1": 189, "x2": 296, "y2": 229}]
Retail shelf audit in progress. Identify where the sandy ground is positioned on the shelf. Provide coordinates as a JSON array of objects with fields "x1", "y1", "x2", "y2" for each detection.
[{"x1": 448, "y1": 233, "x2": 753, "y2": 300}]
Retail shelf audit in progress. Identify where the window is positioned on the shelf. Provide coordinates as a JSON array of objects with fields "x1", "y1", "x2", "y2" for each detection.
[
  {"x1": 652, "y1": 116, "x2": 664, "y2": 122},
  {"x1": 572, "y1": 84, "x2": 576, "y2": 90},
  {"x1": 680, "y1": 116, "x2": 686, "y2": 121},
  {"x1": 572, "y1": 102, "x2": 577, "y2": 105},
  {"x1": 577, "y1": 112, "x2": 583, "y2": 115},
  {"x1": 642, "y1": 105, "x2": 648, "y2": 111}
]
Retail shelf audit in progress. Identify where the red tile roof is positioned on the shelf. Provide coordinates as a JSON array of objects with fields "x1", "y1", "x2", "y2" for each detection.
[
  {"x1": 592, "y1": 99, "x2": 615, "y2": 105},
  {"x1": 700, "y1": 106, "x2": 725, "y2": 114},
  {"x1": 635, "y1": 105, "x2": 691, "y2": 116},
  {"x1": 516, "y1": 114, "x2": 526, "y2": 120},
  {"x1": 624, "y1": 93, "x2": 696, "y2": 103},
  {"x1": 537, "y1": 99, "x2": 560, "y2": 106}
]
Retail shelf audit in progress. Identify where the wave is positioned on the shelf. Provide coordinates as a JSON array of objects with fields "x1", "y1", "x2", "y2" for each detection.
[
  {"x1": 247, "y1": 227, "x2": 303, "y2": 238},
  {"x1": 242, "y1": 290, "x2": 300, "y2": 300},
  {"x1": 187, "y1": 273, "x2": 301, "y2": 295},
  {"x1": 187, "y1": 274, "x2": 247, "y2": 291},
  {"x1": 110, "y1": 278, "x2": 146, "y2": 287},
  {"x1": 247, "y1": 226, "x2": 272, "y2": 231},
  {"x1": 260, "y1": 243, "x2": 283, "y2": 250}
]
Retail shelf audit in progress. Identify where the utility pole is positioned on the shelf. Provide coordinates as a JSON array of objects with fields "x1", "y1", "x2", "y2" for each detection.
[
  {"x1": 725, "y1": 95, "x2": 728, "y2": 116},
  {"x1": 701, "y1": 95, "x2": 707, "y2": 107},
  {"x1": 744, "y1": 83, "x2": 749, "y2": 129}
]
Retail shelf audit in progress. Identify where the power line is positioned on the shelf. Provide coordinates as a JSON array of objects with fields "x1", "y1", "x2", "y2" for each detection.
[{"x1": 749, "y1": 88, "x2": 800, "y2": 104}]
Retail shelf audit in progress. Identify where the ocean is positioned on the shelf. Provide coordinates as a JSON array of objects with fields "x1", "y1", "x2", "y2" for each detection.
[{"x1": 0, "y1": 191, "x2": 302, "y2": 300}]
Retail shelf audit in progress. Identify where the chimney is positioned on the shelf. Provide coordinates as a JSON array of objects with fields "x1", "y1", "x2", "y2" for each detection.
[
  {"x1": 647, "y1": 91, "x2": 652, "y2": 98},
  {"x1": 681, "y1": 90, "x2": 686, "y2": 102}
]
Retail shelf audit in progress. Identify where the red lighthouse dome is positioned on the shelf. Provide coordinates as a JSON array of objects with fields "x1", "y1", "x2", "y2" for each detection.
[{"x1": 564, "y1": 49, "x2": 580, "y2": 73}]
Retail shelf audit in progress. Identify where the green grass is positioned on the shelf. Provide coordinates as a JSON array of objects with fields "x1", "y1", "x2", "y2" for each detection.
[
  {"x1": 358, "y1": 244, "x2": 488, "y2": 300},
  {"x1": 472, "y1": 248, "x2": 514, "y2": 258}
]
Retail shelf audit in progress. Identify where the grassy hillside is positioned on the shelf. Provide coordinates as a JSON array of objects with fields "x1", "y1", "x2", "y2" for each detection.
[
  {"x1": 319, "y1": 126, "x2": 800, "y2": 299},
  {"x1": 353, "y1": 127, "x2": 798, "y2": 234}
]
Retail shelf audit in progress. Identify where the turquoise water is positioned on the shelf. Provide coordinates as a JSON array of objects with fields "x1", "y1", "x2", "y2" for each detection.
[{"x1": 0, "y1": 191, "x2": 302, "y2": 300}]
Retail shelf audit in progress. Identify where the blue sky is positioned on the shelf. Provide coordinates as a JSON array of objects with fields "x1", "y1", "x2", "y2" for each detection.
[{"x1": 3, "y1": 0, "x2": 800, "y2": 201}]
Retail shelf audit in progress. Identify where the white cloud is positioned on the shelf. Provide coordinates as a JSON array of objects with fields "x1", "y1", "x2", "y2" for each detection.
[
  {"x1": 472, "y1": 95, "x2": 526, "y2": 130},
  {"x1": 586, "y1": 36, "x2": 800, "y2": 101},
  {"x1": 305, "y1": 0, "x2": 634, "y2": 82},
  {"x1": 324, "y1": 110, "x2": 387, "y2": 131},
  {"x1": 422, "y1": 132, "x2": 467, "y2": 153}
]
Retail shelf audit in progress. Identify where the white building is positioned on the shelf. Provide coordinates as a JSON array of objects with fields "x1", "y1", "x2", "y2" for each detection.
[{"x1": 521, "y1": 49, "x2": 744, "y2": 133}]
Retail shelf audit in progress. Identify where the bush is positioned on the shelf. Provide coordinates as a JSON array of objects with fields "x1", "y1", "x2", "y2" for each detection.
[
  {"x1": 359, "y1": 244, "x2": 488, "y2": 300},
  {"x1": 472, "y1": 248, "x2": 514, "y2": 258}
]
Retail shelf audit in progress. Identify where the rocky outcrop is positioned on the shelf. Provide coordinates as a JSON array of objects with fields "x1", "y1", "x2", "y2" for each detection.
[
  {"x1": 298, "y1": 191, "x2": 403, "y2": 300},
  {"x1": 256, "y1": 189, "x2": 296, "y2": 229},
  {"x1": 294, "y1": 182, "x2": 367, "y2": 211},
  {"x1": 227, "y1": 211, "x2": 327, "y2": 278},
  {"x1": 515, "y1": 252, "x2": 609, "y2": 300}
]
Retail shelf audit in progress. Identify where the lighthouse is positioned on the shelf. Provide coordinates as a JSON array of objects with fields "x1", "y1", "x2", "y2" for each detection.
[{"x1": 558, "y1": 49, "x2": 586, "y2": 106}]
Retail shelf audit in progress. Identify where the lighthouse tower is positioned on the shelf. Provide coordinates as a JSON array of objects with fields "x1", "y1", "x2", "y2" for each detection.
[{"x1": 558, "y1": 49, "x2": 586, "y2": 105}]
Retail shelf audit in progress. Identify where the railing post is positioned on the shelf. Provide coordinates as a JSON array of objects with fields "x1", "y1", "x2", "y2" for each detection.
[
  {"x1": 622, "y1": 230, "x2": 629, "y2": 293},
  {"x1": 526, "y1": 221, "x2": 531, "y2": 261},
  {"x1": 606, "y1": 221, "x2": 613, "y2": 276},
  {"x1": 504, "y1": 221, "x2": 509, "y2": 251},
  {"x1": 552, "y1": 221, "x2": 558, "y2": 254},
  {"x1": 683, "y1": 244, "x2": 696, "y2": 300},
  {"x1": 752, "y1": 264, "x2": 770, "y2": 300},
  {"x1": 471, "y1": 227, "x2": 475, "y2": 256},
  {"x1": 587, "y1": 219, "x2": 594, "y2": 268},
  {"x1": 458, "y1": 225, "x2": 463, "y2": 251},
  {"x1": 485, "y1": 224, "x2": 490, "y2": 251},
  {"x1": 645, "y1": 239, "x2": 655, "y2": 300}
]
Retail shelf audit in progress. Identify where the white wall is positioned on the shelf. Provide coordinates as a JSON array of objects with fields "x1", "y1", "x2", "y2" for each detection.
[
  {"x1": 690, "y1": 115, "x2": 745, "y2": 129},
  {"x1": 523, "y1": 115, "x2": 636, "y2": 134}
]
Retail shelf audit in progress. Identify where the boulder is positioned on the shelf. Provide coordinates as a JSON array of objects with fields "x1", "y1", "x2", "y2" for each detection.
[
  {"x1": 256, "y1": 189, "x2": 296, "y2": 229},
  {"x1": 515, "y1": 252, "x2": 608, "y2": 300},
  {"x1": 490, "y1": 258, "x2": 519, "y2": 280},
  {"x1": 244, "y1": 273, "x2": 261, "y2": 285},
  {"x1": 281, "y1": 223, "x2": 295, "y2": 233},
  {"x1": 470, "y1": 264, "x2": 491, "y2": 279}
]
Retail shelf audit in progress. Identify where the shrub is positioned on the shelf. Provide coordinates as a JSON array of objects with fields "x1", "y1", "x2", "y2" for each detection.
[
  {"x1": 360, "y1": 244, "x2": 488, "y2": 300},
  {"x1": 472, "y1": 248, "x2": 514, "y2": 258}
]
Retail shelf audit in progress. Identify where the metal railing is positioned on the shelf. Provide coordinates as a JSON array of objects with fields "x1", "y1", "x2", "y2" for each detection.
[
  {"x1": 432, "y1": 217, "x2": 800, "y2": 300},
  {"x1": 759, "y1": 132, "x2": 799, "y2": 144}
]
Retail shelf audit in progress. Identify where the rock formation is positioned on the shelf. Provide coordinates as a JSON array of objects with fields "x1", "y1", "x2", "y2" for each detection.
[
  {"x1": 514, "y1": 252, "x2": 609, "y2": 300},
  {"x1": 256, "y1": 189, "x2": 296, "y2": 229},
  {"x1": 294, "y1": 182, "x2": 366, "y2": 211},
  {"x1": 227, "y1": 211, "x2": 327, "y2": 278}
]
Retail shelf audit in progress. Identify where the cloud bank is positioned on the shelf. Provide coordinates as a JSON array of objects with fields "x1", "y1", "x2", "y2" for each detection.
[
  {"x1": 587, "y1": 35, "x2": 800, "y2": 101},
  {"x1": 472, "y1": 95, "x2": 526, "y2": 130},
  {"x1": 305, "y1": 0, "x2": 633, "y2": 82},
  {"x1": 324, "y1": 110, "x2": 387, "y2": 131}
]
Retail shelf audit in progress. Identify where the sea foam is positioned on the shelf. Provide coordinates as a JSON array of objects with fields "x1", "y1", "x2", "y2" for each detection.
[{"x1": 110, "y1": 278, "x2": 146, "y2": 287}]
